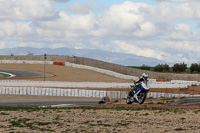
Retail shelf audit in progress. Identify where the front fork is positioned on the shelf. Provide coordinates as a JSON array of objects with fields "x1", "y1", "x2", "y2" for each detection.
[
  {"x1": 129, "y1": 89, "x2": 141, "y2": 102},
  {"x1": 134, "y1": 90, "x2": 141, "y2": 102}
]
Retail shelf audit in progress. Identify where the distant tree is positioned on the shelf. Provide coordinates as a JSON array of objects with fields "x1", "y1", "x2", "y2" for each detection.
[
  {"x1": 172, "y1": 62, "x2": 187, "y2": 72},
  {"x1": 154, "y1": 64, "x2": 169, "y2": 72},
  {"x1": 163, "y1": 64, "x2": 170, "y2": 72},
  {"x1": 190, "y1": 63, "x2": 200, "y2": 73},
  {"x1": 154, "y1": 64, "x2": 163, "y2": 72},
  {"x1": 172, "y1": 63, "x2": 179, "y2": 72},
  {"x1": 10, "y1": 53, "x2": 14, "y2": 56},
  {"x1": 140, "y1": 65, "x2": 150, "y2": 70}
]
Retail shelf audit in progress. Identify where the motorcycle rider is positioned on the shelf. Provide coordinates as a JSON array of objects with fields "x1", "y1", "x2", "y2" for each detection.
[{"x1": 131, "y1": 73, "x2": 149, "y2": 93}]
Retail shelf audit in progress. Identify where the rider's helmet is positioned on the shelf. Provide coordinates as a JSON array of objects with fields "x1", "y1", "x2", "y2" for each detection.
[{"x1": 142, "y1": 73, "x2": 148, "y2": 80}]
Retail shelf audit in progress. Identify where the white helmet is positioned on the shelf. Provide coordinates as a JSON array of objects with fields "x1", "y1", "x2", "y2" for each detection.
[{"x1": 142, "y1": 73, "x2": 148, "y2": 80}]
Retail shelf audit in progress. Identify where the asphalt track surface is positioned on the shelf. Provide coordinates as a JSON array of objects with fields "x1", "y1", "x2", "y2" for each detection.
[
  {"x1": 0, "y1": 100, "x2": 99, "y2": 106},
  {"x1": 0, "y1": 69, "x2": 53, "y2": 78}
]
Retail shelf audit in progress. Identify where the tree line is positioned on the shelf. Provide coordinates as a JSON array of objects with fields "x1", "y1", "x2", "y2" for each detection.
[{"x1": 139, "y1": 62, "x2": 200, "y2": 73}]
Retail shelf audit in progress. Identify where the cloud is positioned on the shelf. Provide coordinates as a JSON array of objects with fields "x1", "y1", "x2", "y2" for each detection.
[
  {"x1": 53, "y1": 0, "x2": 70, "y2": 2},
  {"x1": 114, "y1": 40, "x2": 164, "y2": 60},
  {"x1": 0, "y1": 0, "x2": 200, "y2": 65},
  {"x1": 154, "y1": 0, "x2": 200, "y2": 2},
  {"x1": 0, "y1": 0, "x2": 58, "y2": 21},
  {"x1": 133, "y1": 22, "x2": 157, "y2": 37},
  {"x1": 67, "y1": 0, "x2": 94, "y2": 14},
  {"x1": 99, "y1": 2, "x2": 145, "y2": 30},
  {"x1": 113, "y1": 40, "x2": 200, "y2": 64}
]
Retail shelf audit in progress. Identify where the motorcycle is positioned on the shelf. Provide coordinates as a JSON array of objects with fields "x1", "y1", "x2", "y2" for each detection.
[
  {"x1": 98, "y1": 96, "x2": 111, "y2": 104},
  {"x1": 126, "y1": 82, "x2": 150, "y2": 104}
]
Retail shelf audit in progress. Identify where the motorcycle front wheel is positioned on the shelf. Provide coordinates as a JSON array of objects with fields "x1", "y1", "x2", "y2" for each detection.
[
  {"x1": 126, "y1": 92, "x2": 133, "y2": 104},
  {"x1": 137, "y1": 91, "x2": 147, "y2": 104}
]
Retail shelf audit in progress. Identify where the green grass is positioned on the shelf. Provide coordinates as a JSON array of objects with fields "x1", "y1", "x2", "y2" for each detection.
[
  {"x1": 0, "y1": 105, "x2": 192, "y2": 114},
  {"x1": 0, "y1": 106, "x2": 41, "y2": 111},
  {"x1": 9, "y1": 118, "x2": 56, "y2": 132},
  {"x1": 0, "y1": 112, "x2": 10, "y2": 115},
  {"x1": 128, "y1": 66, "x2": 193, "y2": 73}
]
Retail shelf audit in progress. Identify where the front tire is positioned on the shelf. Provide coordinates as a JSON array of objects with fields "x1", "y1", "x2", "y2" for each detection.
[
  {"x1": 126, "y1": 92, "x2": 133, "y2": 104},
  {"x1": 137, "y1": 91, "x2": 147, "y2": 104}
]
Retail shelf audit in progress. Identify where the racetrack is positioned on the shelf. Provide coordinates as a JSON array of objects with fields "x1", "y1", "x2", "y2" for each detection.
[
  {"x1": 0, "y1": 100, "x2": 98, "y2": 106},
  {"x1": 0, "y1": 94, "x2": 100, "y2": 106},
  {"x1": 0, "y1": 69, "x2": 53, "y2": 78}
]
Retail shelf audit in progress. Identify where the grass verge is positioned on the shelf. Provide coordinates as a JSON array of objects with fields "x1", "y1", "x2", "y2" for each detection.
[{"x1": 0, "y1": 105, "x2": 192, "y2": 113}]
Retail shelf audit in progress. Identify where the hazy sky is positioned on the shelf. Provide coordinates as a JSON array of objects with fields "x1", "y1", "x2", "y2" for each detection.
[{"x1": 0, "y1": 0, "x2": 200, "y2": 64}]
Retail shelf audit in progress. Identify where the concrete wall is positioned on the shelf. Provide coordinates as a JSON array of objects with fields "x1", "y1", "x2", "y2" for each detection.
[{"x1": 0, "y1": 55, "x2": 200, "y2": 81}]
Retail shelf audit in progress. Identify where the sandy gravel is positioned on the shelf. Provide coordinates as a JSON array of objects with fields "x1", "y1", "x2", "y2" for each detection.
[{"x1": 0, "y1": 106, "x2": 200, "y2": 133}]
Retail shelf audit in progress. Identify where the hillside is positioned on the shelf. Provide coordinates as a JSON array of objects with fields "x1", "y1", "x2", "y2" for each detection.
[
  {"x1": 0, "y1": 47, "x2": 168, "y2": 66},
  {"x1": 0, "y1": 63, "x2": 131, "y2": 83},
  {"x1": 0, "y1": 55, "x2": 200, "y2": 81}
]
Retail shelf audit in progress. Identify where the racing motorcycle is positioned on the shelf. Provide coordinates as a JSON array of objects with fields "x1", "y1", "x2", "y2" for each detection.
[{"x1": 126, "y1": 82, "x2": 150, "y2": 104}]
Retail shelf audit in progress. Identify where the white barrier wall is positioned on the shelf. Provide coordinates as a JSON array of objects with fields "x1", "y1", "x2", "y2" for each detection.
[
  {"x1": 0, "y1": 60, "x2": 53, "y2": 64},
  {"x1": 0, "y1": 80, "x2": 132, "y2": 88},
  {"x1": 0, "y1": 80, "x2": 191, "y2": 88},
  {"x1": 0, "y1": 87, "x2": 118, "y2": 98},
  {"x1": 65, "y1": 62, "x2": 139, "y2": 80},
  {"x1": 0, "y1": 87, "x2": 198, "y2": 98}
]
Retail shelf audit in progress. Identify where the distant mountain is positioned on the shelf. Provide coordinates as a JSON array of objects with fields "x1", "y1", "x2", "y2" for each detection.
[{"x1": 0, "y1": 47, "x2": 169, "y2": 66}]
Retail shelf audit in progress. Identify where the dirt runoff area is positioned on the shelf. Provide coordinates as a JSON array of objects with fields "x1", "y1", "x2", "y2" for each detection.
[
  {"x1": 0, "y1": 105, "x2": 200, "y2": 132},
  {"x1": 0, "y1": 95, "x2": 200, "y2": 133}
]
